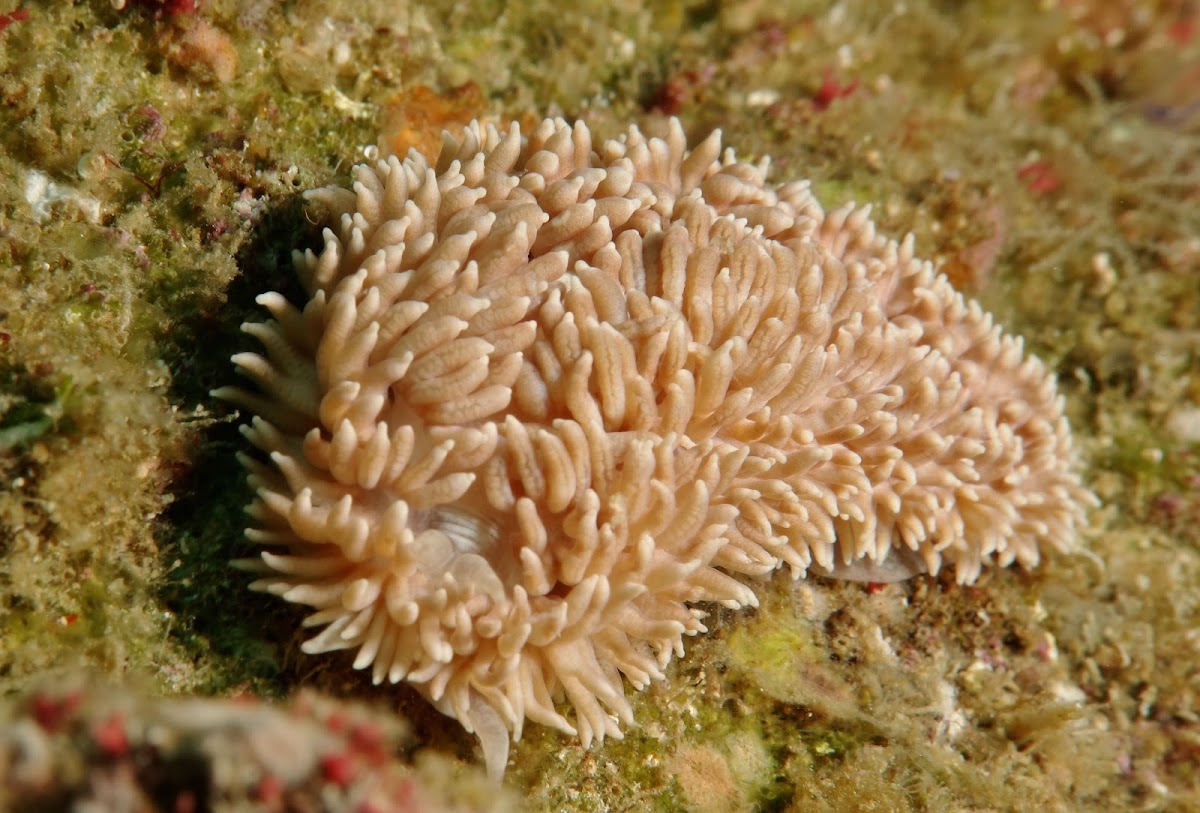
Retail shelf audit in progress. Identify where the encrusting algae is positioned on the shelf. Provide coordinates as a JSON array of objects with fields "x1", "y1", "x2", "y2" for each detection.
[{"x1": 213, "y1": 116, "x2": 1093, "y2": 778}]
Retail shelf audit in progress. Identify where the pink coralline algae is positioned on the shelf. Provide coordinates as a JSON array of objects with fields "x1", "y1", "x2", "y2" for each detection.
[{"x1": 0, "y1": 682, "x2": 517, "y2": 812}]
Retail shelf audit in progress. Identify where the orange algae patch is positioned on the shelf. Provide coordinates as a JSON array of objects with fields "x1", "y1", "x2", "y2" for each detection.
[{"x1": 378, "y1": 83, "x2": 488, "y2": 158}]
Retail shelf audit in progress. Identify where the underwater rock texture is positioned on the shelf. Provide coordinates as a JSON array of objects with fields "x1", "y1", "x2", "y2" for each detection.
[
  {"x1": 0, "y1": 681, "x2": 518, "y2": 813},
  {"x1": 5, "y1": 1, "x2": 1200, "y2": 810}
]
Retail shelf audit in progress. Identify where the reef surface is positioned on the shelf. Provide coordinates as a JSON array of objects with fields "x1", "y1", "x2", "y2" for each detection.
[{"x1": 1, "y1": 2, "x2": 1198, "y2": 812}]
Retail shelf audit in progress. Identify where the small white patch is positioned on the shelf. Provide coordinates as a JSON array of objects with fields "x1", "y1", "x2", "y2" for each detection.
[
  {"x1": 866, "y1": 623, "x2": 898, "y2": 664},
  {"x1": 933, "y1": 682, "x2": 967, "y2": 742},
  {"x1": 324, "y1": 87, "x2": 373, "y2": 119},
  {"x1": 23, "y1": 170, "x2": 102, "y2": 224},
  {"x1": 1048, "y1": 681, "x2": 1087, "y2": 706},
  {"x1": 747, "y1": 89, "x2": 781, "y2": 107}
]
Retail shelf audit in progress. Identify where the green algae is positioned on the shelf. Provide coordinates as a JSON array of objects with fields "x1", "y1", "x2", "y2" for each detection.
[
  {"x1": 0, "y1": 370, "x2": 77, "y2": 452},
  {"x1": 1, "y1": 0, "x2": 1199, "y2": 811}
]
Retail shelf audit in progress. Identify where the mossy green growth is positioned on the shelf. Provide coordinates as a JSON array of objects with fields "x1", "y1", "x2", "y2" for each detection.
[
  {"x1": 0, "y1": 375, "x2": 74, "y2": 452},
  {"x1": 0, "y1": 0, "x2": 383, "y2": 698},
  {"x1": 725, "y1": 612, "x2": 824, "y2": 707}
]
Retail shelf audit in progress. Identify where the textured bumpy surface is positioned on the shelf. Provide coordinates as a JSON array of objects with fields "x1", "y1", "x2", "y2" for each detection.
[
  {"x1": 0, "y1": 683, "x2": 514, "y2": 813},
  {"x1": 214, "y1": 117, "x2": 1091, "y2": 777}
]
